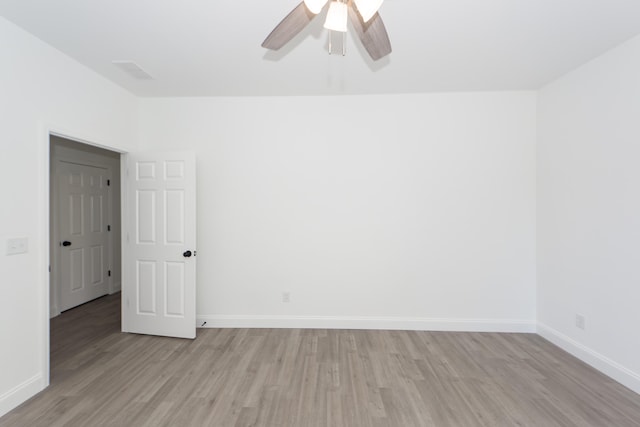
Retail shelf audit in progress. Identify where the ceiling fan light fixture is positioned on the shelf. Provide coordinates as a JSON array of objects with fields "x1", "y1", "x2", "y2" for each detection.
[
  {"x1": 303, "y1": 0, "x2": 329, "y2": 14},
  {"x1": 324, "y1": 1, "x2": 348, "y2": 32},
  {"x1": 354, "y1": 0, "x2": 384, "y2": 22},
  {"x1": 262, "y1": 0, "x2": 391, "y2": 61}
]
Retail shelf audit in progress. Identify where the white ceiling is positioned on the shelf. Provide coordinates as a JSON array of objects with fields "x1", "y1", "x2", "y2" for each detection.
[{"x1": 2, "y1": 0, "x2": 640, "y2": 97}]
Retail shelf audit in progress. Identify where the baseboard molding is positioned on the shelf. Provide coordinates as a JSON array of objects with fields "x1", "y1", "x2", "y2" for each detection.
[
  {"x1": 0, "y1": 374, "x2": 45, "y2": 418},
  {"x1": 197, "y1": 315, "x2": 536, "y2": 333},
  {"x1": 49, "y1": 305, "x2": 60, "y2": 319},
  {"x1": 110, "y1": 281, "x2": 121, "y2": 294},
  {"x1": 537, "y1": 323, "x2": 640, "y2": 395}
]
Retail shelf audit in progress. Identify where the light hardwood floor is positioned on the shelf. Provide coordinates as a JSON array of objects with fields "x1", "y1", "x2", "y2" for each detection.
[{"x1": 2, "y1": 293, "x2": 640, "y2": 426}]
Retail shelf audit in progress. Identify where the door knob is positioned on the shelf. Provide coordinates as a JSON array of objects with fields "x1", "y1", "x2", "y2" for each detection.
[
  {"x1": 62, "y1": 241, "x2": 72, "y2": 247},
  {"x1": 183, "y1": 250, "x2": 192, "y2": 258}
]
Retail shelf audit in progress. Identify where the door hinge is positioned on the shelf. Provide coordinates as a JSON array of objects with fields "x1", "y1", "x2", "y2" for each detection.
[
  {"x1": 108, "y1": 270, "x2": 111, "y2": 277},
  {"x1": 107, "y1": 225, "x2": 111, "y2": 232},
  {"x1": 107, "y1": 179, "x2": 111, "y2": 186}
]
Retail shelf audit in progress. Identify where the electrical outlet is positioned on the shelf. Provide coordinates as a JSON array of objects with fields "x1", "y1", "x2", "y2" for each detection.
[
  {"x1": 282, "y1": 292, "x2": 290, "y2": 303},
  {"x1": 575, "y1": 314, "x2": 586, "y2": 330}
]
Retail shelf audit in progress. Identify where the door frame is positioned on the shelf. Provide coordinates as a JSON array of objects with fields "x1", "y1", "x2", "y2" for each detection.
[
  {"x1": 50, "y1": 149, "x2": 115, "y2": 317},
  {"x1": 39, "y1": 123, "x2": 128, "y2": 388}
]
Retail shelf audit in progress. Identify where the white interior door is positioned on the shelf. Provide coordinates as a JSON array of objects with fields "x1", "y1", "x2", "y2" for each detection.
[
  {"x1": 122, "y1": 152, "x2": 196, "y2": 339},
  {"x1": 58, "y1": 162, "x2": 109, "y2": 311}
]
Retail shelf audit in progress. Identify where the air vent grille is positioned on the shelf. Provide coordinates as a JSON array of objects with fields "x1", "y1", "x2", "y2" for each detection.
[{"x1": 112, "y1": 60, "x2": 154, "y2": 80}]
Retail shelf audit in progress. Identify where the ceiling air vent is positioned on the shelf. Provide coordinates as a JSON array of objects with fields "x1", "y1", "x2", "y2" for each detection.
[{"x1": 112, "y1": 60, "x2": 154, "y2": 80}]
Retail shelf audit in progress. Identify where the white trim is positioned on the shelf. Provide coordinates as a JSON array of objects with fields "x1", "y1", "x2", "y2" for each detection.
[
  {"x1": 197, "y1": 315, "x2": 536, "y2": 333},
  {"x1": 50, "y1": 305, "x2": 60, "y2": 319},
  {"x1": 35, "y1": 122, "x2": 128, "y2": 416},
  {"x1": 38, "y1": 123, "x2": 51, "y2": 394},
  {"x1": 121, "y1": 154, "x2": 130, "y2": 333},
  {"x1": 0, "y1": 374, "x2": 44, "y2": 418},
  {"x1": 537, "y1": 323, "x2": 640, "y2": 395},
  {"x1": 110, "y1": 280, "x2": 122, "y2": 294}
]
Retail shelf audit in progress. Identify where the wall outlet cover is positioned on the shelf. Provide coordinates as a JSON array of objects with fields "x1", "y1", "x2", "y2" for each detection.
[{"x1": 575, "y1": 314, "x2": 586, "y2": 330}]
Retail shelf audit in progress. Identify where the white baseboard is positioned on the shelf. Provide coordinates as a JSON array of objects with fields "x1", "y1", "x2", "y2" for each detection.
[
  {"x1": 49, "y1": 305, "x2": 60, "y2": 319},
  {"x1": 537, "y1": 323, "x2": 640, "y2": 395},
  {"x1": 0, "y1": 374, "x2": 45, "y2": 418},
  {"x1": 110, "y1": 281, "x2": 121, "y2": 294},
  {"x1": 197, "y1": 315, "x2": 536, "y2": 333}
]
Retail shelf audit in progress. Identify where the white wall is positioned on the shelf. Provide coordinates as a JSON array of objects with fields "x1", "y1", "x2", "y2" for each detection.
[
  {"x1": 139, "y1": 93, "x2": 537, "y2": 331},
  {"x1": 537, "y1": 34, "x2": 640, "y2": 393},
  {"x1": 0, "y1": 17, "x2": 138, "y2": 416}
]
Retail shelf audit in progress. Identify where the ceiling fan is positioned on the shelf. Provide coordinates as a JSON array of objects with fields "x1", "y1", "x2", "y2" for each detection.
[{"x1": 262, "y1": 0, "x2": 392, "y2": 61}]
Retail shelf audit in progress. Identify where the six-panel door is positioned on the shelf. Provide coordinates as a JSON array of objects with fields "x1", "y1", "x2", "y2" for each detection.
[
  {"x1": 122, "y1": 152, "x2": 196, "y2": 339},
  {"x1": 58, "y1": 162, "x2": 109, "y2": 311}
]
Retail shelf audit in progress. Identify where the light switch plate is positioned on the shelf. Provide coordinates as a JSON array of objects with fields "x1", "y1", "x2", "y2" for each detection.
[{"x1": 6, "y1": 237, "x2": 28, "y2": 255}]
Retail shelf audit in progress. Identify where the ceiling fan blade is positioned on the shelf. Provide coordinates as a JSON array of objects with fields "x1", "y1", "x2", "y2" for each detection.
[
  {"x1": 348, "y1": 6, "x2": 392, "y2": 61},
  {"x1": 262, "y1": 2, "x2": 316, "y2": 50}
]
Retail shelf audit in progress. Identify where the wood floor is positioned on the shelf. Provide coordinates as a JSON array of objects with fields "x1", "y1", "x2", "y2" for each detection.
[{"x1": 2, "y1": 294, "x2": 640, "y2": 426}]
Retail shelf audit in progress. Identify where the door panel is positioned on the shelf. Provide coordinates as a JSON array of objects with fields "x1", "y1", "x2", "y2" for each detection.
[
  {"x1": 58, "y1": 162, "x2": 109, "y2": 311},
  {"x1": 90, "y1": 194, "x2": 103, "y2": 233},
  {"x1": 70, "y1": 193, "x2": 83, "y2": 235},
  {"x1": 69, "y1": 249, "x2": 84, "y2": 291},
  {"x1": 137, "y1": 260, "x2": 157, "y2": 314},
  {"x1": 123, "y1": 152, "x2": 196, "y2": 339},
  {"x1": 165, "y1": 262, "x2": 185, "y2": 316},
  {"x1": 90, "y1": 245, "x2": 104, "y2": 284},
  {"x1": 137, "y1": 190, "x2": 156, "y2": 243},
  {"x1": 165, "y1": 190, "x2": 185, "y2": 244}
]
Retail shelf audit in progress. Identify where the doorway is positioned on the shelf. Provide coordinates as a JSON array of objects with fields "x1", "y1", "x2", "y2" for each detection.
[
  {"x1": 49, "y1": 136, "x2": 122, "y2": 317},
  {"x1": 43, "y1": 133, "x2": 196, "y2": 387},
  {"x1": 49, "y1": 136, "x2": 123, "y2": 380}
]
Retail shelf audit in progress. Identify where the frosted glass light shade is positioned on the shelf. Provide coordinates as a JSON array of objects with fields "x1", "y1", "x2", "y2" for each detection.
[
  {"x1": 354, "y1": 0, "x2": 384, "y2": 22},
  {"x1": 303, "y1": 0, "x2": 329, "y2": 14},
  {"x1": 324, "y1": 1, "x2": 348, "y2": 32}
]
